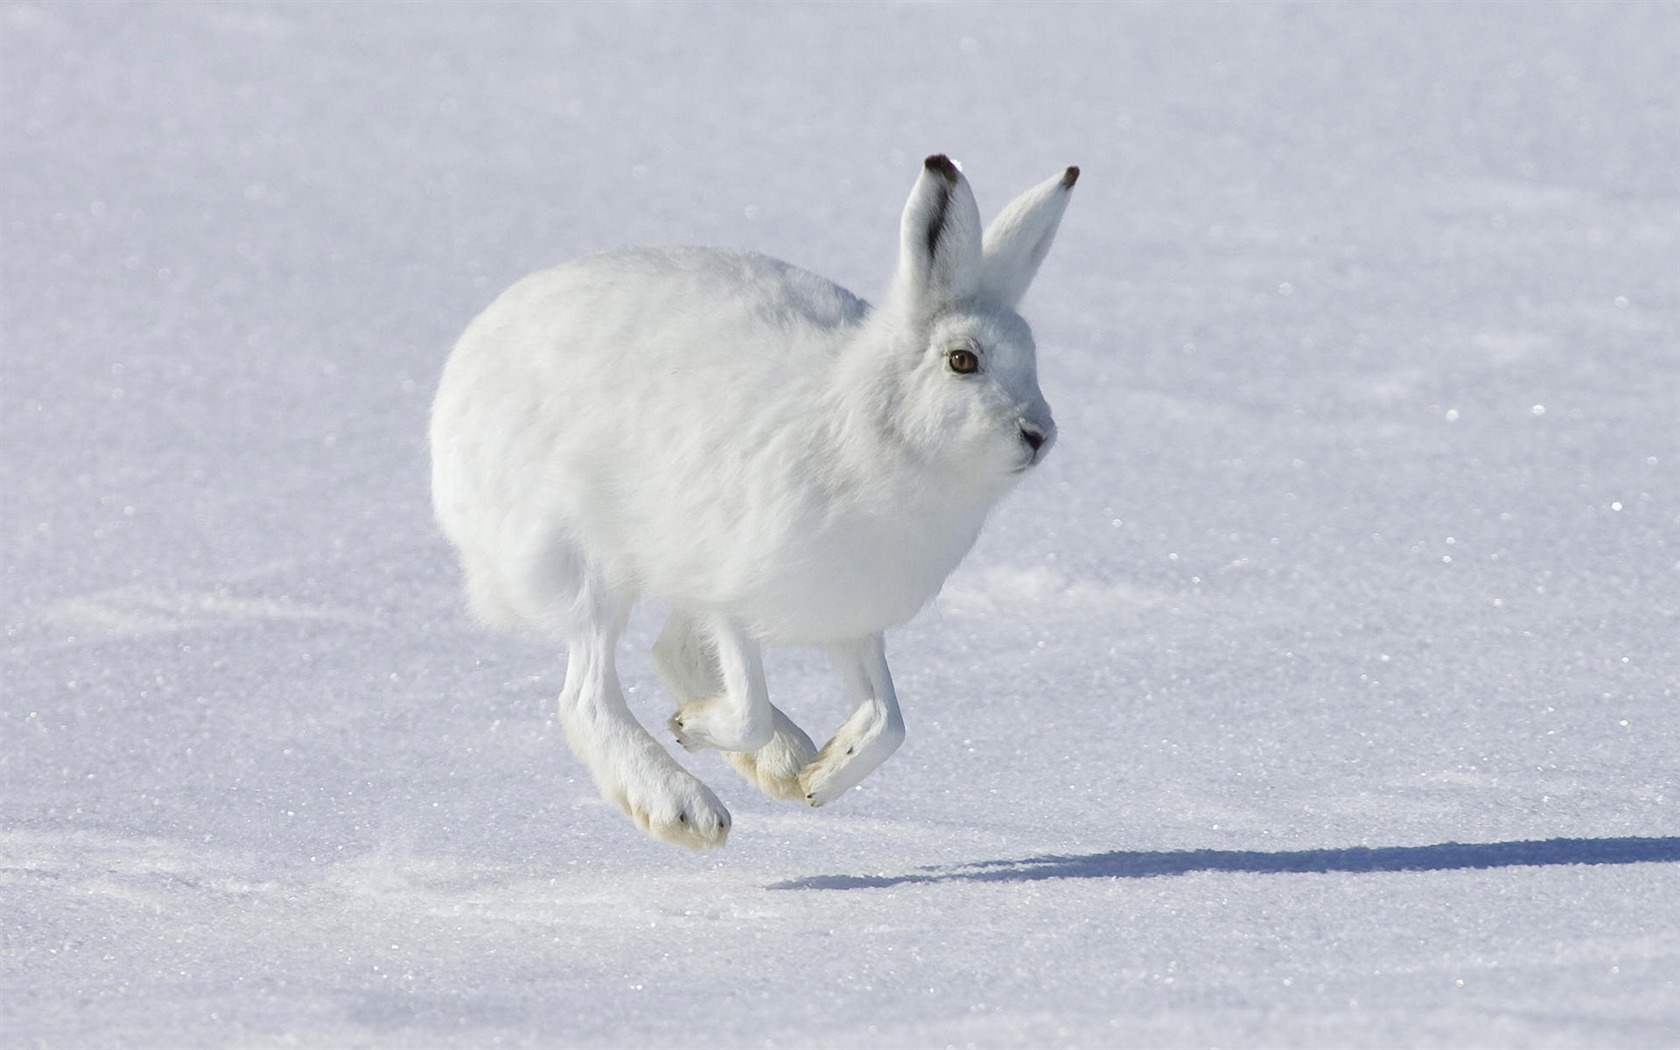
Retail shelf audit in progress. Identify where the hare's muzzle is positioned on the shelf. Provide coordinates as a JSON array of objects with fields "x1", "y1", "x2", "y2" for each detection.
[{"x1": 1016, "y1": 421, "x2": 1055, "y2": 471}]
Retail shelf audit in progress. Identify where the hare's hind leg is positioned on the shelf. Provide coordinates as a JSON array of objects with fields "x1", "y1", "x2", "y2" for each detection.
[
  {"x1": 557, "y1": 594, "x2": 731, "y2": 850},
  {"x1": 799, "y1": 633, "x2": 906, "y2": 807},
  {"x1": 654, "y1": 613, "x2": 818, "y2": 803}
]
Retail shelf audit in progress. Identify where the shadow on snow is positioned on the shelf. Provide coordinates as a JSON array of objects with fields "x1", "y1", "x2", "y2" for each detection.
[{"x1": 770, "y1": 836, "x2": 1680, "y2": 891}]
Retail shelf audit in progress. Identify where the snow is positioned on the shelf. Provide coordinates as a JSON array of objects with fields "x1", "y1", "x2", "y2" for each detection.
[{"x1": 3, "y1": 2, "x2": 1677, "y2": 1046}]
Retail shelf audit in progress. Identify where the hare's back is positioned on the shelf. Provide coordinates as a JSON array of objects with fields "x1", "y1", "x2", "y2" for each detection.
[
  {"x1": 483, "y1": 246, "x2": 863, "y2": 369},
  {"x1": 443, "y1": 245, "x2": 863, "y2": 443},
  {"x1": 597, "y1": 246, "x2": 867, "y2": 333}
]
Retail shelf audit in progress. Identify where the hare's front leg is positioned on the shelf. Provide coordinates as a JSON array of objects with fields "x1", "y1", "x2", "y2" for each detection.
[
  {"x1": 655, "y1": 613, "x2": 818, "y2": 802},
  {"x1": 557, "y1": 605, "x2": 731, "y2": 849},
  {"x1": 799, "y1": 634, "x2": 906, "y2": 806},
  {"x1": 663, "y1": 614, "x2": 774, "y2": 753}
]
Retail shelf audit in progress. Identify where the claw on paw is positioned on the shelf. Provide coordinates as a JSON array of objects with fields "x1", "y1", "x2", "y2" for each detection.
[
  {"x1": 588, "y1": 750, "x2": 733, "y2": 850},
  {"x1": 667, "y1": 697, "x2": 773, "y2": 753},
  {"x1": 667, "y1": 711, "x2": 704, "y2": 753},
  {"x1": 626, "y1": 798, "x2": 730, "y2": 850}
]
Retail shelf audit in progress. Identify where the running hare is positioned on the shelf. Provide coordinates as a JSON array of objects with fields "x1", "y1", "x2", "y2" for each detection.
[{"x1": 431, "y1": 155, "x2": 1077, "y2": 848}]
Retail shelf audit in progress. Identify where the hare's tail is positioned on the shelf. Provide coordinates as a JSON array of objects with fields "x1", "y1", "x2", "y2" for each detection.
[{"x1": 460, "y1": 555, "x2": 526, "y2": 630}]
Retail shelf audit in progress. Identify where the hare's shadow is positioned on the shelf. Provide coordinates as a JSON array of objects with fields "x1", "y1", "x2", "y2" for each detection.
[{"x1": 769, "y1": 835, "x2": 1680, "y2": 890}]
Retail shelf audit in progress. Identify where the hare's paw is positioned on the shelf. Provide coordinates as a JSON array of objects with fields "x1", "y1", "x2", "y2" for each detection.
[
  {"x1": 798, "y1": 713, "x2": 906, "y2": 807},
  {"x1": 603, "y1": 765, "x2": 732, "y2": 850},
  {"x1": 668, "y1": 697, "x2": 773, "y2": 754},
  {"x1": 720, "y1": 713, "x2": 820, "y2": 802}
]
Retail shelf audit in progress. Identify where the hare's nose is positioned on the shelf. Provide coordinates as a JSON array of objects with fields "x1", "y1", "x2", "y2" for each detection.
[{"x1": 1019, "y1": 425, "x2": 1047, "y2": 452}]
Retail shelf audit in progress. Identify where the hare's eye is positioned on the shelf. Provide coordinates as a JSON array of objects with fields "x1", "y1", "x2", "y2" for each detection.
[{"x1": 946, "y1": 347, "x2": 980, "y2": 375}]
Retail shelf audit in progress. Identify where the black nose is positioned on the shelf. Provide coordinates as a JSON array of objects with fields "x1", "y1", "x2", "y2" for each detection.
[{"x1": 1020, "y1": 425, "x2": 1046, "y2": 452}]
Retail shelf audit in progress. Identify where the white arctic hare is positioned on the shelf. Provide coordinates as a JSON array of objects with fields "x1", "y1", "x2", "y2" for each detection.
[{"x1": 431, "y1": 155, "x2": 1077, "y2": 849}]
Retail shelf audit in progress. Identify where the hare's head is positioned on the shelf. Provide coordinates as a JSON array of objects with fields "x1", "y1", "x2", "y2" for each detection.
[{"x1": 871, "y1": 156, "x2": 1076, "y2": 490}]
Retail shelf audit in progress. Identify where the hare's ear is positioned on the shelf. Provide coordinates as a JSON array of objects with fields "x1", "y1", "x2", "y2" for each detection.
[
  {"x1": 978, "y1": 166, "x2": 1079, "y2": 308},
  {"x1": 890, "y1": 155, "x2": 983, "y2": 313}
]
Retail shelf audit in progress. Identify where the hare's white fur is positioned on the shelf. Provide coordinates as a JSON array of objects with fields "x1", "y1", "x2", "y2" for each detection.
[{"x1": 431, "y1": 156, "x2": 1076, "y2": 848}]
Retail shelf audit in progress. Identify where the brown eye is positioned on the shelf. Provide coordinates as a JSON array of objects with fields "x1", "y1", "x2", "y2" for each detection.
[{"x1": 946, "y1": 347, "x2": 980, "y2": 375}]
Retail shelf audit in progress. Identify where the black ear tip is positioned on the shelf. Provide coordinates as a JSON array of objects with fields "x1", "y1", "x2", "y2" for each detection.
[
  {"x1": 924, "y1": 154, "x2": 960, "y2": 182},
  {"x1": 1061, "y1": 166, "x2": 1080, "y2": 188}
]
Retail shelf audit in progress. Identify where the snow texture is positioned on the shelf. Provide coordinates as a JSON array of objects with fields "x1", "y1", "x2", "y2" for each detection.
[{"x1": 3, "y1": 2, "x2": 1677, "y2": 1047}]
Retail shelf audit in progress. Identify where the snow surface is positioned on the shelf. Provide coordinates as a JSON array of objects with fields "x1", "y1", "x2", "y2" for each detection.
[{"x1": 3, "y1": 2, "x2": 1678, "y2": 1047}]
